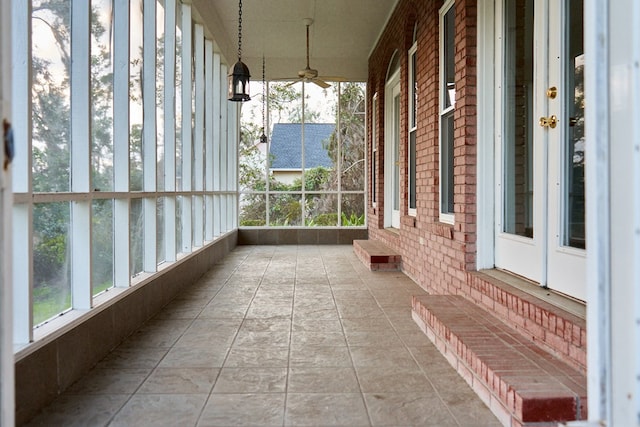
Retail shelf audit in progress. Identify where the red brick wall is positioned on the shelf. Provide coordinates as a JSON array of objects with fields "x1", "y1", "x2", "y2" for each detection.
[{"x1": 367, "y1": 0, "x2": 477, "y2": 295}]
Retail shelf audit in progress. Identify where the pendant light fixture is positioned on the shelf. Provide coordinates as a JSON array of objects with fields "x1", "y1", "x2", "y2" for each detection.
[
  {"x1": 228, "y1": 0, "x2": 251, "y2": 101},
  {"x1": 260, "y1": 56, "x2": 267, "y2": 144}
]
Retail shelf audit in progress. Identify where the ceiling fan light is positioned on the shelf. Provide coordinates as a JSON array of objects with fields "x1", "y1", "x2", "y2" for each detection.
[{"x1": 228, "y1": 60, "x2": 251, "y2": 102}]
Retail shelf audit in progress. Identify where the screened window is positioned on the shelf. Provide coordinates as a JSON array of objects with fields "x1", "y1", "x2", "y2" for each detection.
[
  {"x1": 13, "y1": 0, "x2": 237, "y2": 338},
  {"x1": 239, "y1": 81, "x2": 367, "y2": 227}
]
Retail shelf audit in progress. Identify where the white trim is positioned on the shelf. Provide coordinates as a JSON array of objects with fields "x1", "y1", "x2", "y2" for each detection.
[
  {"x1": 583, "y1": 0, "x2": 610, "y2": 423},
  {"x1": 180, "y1": 3, "x2": 192, "y2": 253},
  {"x1": 204, "y1": 40, "x2": 214, "y2": 242},
  {"x1": 163, "y1": 0, "x2": 177, "y2": 262},
  {"x1": 476, "y1": 0, "x2": 495, "y2": 269},
  {"x1": 11, "y1": 0, "x2": 32, "y2": 344},
  {"x1": 10, "y1": 1, "x2": 30, "y2": 195},
  {"x1": 193, "y1": 24, "x2": 204, "y2": 248},
  {"x1": 213, "y1": 54, "x2": 222, "y2": 193},
  {"x1": 438, "y1": 0, "x2": 455, "y2": 225},
  {"x1": 384, "y1": 69, "x2": 401, "y2": 229},
  {"x1": 194, "y1": 24, "x2": 205, "y2": 193},
  {"x1": 70, "y1": 0, "x2": 93, "y2": 311},
  {"x1": 407, "y1": 42, "x2": 418, "y2": 217},
  {"x1": 371, "y1": 93, "x2": 378, "y2": 207},
  {"x1": 113, "y1": 0, "x2": 131, "y2": 286},
  {"x1": 1, "y1": 0, "x2": 14, "y2": 420},
  {"x1": 113, "y1": 0, "x2": 130, "y2": 193},
  {"x1": 164, "y1": 0, "x2": 177, "y2": 193},
  {"x1": 604, "y1": 0, "x2": 640, "y2": 426},
  {"x1": 143, "y1": 0, "x2": 158, "y2": 273},
  {"x1": 143, "y1": 0, "x2": 157, "y2": 193},
  {"x1": 633, "y1": 0, "x2": 640, "y2": 418},
  {"x1": 180, "y1": 2, "x2": 192, "y2": 193}
]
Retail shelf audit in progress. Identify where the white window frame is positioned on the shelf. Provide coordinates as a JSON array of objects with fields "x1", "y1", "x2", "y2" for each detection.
[
  {"x1": 371, "y1": 93, "x2": 378, "y2": 207},
  {"x1": 7, "y1": 0, "x2": 236, "y2": 353},
  {"x1": 408, "y1": 41, "x2": 418, "y2": 217},
  {"x1": 439, "y1": 0, "x2": 456, "y2": 224},
  {"x1": 1, "y1": 0, "x2": 15, "y2": 423}
]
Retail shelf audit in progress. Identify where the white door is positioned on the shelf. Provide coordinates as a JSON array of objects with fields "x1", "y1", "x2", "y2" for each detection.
[
  {"x1": 385, "y1": 71, "x2": 401, "y2": 229},
  {"x1": 495, "y1": 0, "x2": 586, "y2": 300}
]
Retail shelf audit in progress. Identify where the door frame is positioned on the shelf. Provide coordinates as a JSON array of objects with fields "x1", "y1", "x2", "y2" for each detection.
[
  {"x1": 479, "y1": 0, "x2": 586, "y2": 300},
  {"x1": 384, "y1": 68, "x2": 401, "y2": 229}
]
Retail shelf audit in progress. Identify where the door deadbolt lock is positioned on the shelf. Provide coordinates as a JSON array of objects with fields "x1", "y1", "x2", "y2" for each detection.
[
  {"x1": 539, "y1": 115, "x2": 558, "y2": 129},
  {"x1": 546, "y1": 86, "x2": 557, "y2": 99}
]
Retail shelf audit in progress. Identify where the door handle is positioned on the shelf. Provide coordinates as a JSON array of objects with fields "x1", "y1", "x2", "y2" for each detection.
[{"x1": 539, "y1": 115, "x2": 558, "y2": 129}]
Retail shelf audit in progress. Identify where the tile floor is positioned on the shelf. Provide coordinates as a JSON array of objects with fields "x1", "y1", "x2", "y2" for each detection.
[{"x1": 25, "y1": 245, "x2": 501, "y2": 427}]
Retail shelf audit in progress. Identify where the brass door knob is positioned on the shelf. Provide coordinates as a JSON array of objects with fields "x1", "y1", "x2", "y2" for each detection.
[{"x1": 539, "y1": 115, "x2": 558, "y2": 129}]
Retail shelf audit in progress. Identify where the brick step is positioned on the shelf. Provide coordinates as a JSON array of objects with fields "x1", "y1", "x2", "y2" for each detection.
[
  {"x1": 467, "y1": 271, "x2": 586, "y2": 373},
  {"x1": 412, "y1": 295, "x2": 587, "y2": 427},
  {"x1": 352, "y1": 239, "x2": 400, "y2": 271}
]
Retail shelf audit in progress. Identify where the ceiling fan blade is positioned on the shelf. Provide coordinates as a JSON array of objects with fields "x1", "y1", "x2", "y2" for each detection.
[
  {"x1": 270, "y1": 77, "x2": 302, "y2": 83},
  {"x1": 311, "y1": 78, "x2": 331, "y2": 89},
  {"x1": 285, "y1": 78, "x2": 304, "y2": 87},
  {"x1": 317, "y1": 76, "x2": 349, "y2": 82}
]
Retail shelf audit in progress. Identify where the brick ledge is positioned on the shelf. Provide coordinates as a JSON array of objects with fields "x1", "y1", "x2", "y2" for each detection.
[{"x1": 412, "y1": 295, "x2": 587, "y2": 426}]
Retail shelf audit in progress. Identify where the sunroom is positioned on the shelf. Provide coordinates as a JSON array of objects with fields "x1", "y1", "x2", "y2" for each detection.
[{"x1": 1, "y1": 0, "x2": 639, "y2": 426}]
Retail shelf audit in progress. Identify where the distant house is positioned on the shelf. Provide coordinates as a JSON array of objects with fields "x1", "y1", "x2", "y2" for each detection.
[{"x1": 269, "y1": 123, "x2": 335, "y2": 185}]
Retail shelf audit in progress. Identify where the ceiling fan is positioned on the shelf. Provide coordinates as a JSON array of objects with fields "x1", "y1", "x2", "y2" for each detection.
[{"x1": 278, "y1": 18, "x2": 345, "y2": 88}]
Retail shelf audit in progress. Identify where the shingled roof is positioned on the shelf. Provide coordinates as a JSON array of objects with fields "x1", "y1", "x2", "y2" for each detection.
[{"x1": 269, "y1": 123, "x2": 335, "y2": 170}]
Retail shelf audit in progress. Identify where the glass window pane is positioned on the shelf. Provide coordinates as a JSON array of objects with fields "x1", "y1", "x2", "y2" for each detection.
[
  {"x1": 157, "y1": 197, "x2": 165, "y2": 264},
  {"x1": 443, "y1": 6, "x2": 455, "y2": 109},
  {"x1": 92, "y1": 199, "x2": 113, "y2": 296},
  {"x1": 409, "y1": 130, "x2": 417, "y2": 209},
  {"x1": 269, "y1": 193, "x2": 302, "y2": 226},
  {"x1": 410, "y1": 51, "x2": 417, "y2": 128},
  {"x1": 441, "y1": 111, "x2": 455, "y2": 214},
  {"x1": 33, "y1": 202, "x2": 71, "y2": 324},
  {"x1": 130, "y1": 198, "x2": 144, "y2": 276},
  {"x1": 239, "y1": 81, "x2": 268, "y2": 192},
  {"x1": 130, "y1": 0, "x2": 144, "y2": 191},
  {"x1": 175, "y1": 10, "x2": 183, "y2": 190},
  {"x1": 176, "y1": 195, "x2": 183, "y2": 253},
  {"x1": 503, "y1": 0, "x2": 533, "y2": 237},
  {"x1": 303, "y1": 83, "x2": 337, "y2": 191},
  {"x1": 91, "y1": 0, "x2": 114, "y2": 192},
  {"x1": 32, "y1": 1, "x2": 71, "y2": 193},
  {"x1": 305, "y1": 193, "x2": 338, "y2": 226},
  {"x1": 340, "y1": 82, "x2": 366, "y2": 192},
  {"x1": 269, "y1": 82, "x2": 302, "y2": 191},
  {"x1": 240, "y1": 193, "x2": 266, "y2": 226},
  {"x1": 157, "y1": 0, "x2": 166, "y2": 191},
  {"x1": 341, "y1": 194, "x2": 365, "y2": 226},
  {"x1": 564, "y1": 0, "x2": 585, "y2": 249}
]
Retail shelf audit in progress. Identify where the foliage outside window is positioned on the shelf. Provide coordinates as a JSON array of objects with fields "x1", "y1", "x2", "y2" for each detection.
[
  {"x1": 239, "y1": 81, "x2": 366, "y2": 227},
  {"x1": 22, "y1": 0, "x2": 236, "y2": 329}
]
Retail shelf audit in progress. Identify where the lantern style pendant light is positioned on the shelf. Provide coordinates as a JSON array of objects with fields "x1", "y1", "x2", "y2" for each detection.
[{"x1": 228, "y1": 0, "x2": 251, "y2": 101}]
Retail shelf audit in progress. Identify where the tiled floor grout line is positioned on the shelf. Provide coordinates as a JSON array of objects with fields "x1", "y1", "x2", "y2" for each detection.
[
  {"x1": 328, "y1": 249, "x2": 375, "y2": 427},
  {"x1": 192, "y1": 246, "x2": 265, "y2": 427},
  {"x1": 282, "y1": 245, "x2": 300, "y2": 427},
  {"x1": 103, "y1": 252, "x2": 254, "y2": 427},
  {"x1": 25, "y1": 245, "x2": 502, "y2": 427}
]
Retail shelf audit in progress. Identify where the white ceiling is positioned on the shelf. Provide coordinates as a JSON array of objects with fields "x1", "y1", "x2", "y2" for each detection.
[{"x1": 192, "y1": 0, "x2": 398, "y2": 82}]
